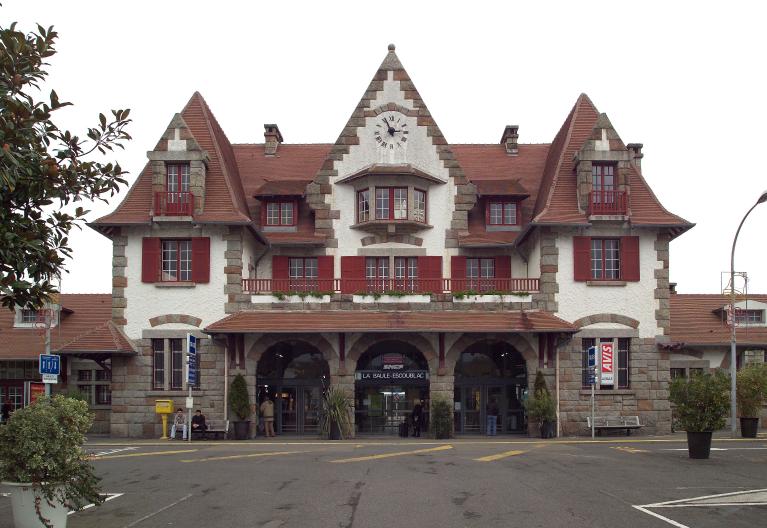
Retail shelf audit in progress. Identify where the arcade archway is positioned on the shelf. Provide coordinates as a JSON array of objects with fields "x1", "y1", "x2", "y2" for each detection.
[
  {"x1": 453, "y1": 340, "x2": 527, "y2": 434},
  {"x1": 256, "y1": 340, "x2": 329, "y2": 435},
  {"x1": 354, "y1": 341, "x2": 430, "y2": 435}
]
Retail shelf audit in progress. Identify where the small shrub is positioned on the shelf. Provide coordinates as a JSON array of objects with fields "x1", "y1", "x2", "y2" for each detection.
[
  {"x1": 228, "y1": 374, "x2": 251, "y2": 421},
  {"x1": 737, "y1": 364, "x2": 767, "y2": 417},
  {"x1": 669, "y1": 370, "x2": 730, "y2": 432},
  {"x1": 319, "y1": 387, "x2": 352, "y2": 439},
  {"x1": 430, "y1": 394, "x2": 453, "y2": 439}
]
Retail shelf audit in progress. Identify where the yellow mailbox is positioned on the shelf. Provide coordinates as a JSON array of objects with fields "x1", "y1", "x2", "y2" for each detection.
[{"x1": 155, "y1": 399, "x2": 174, "y2": 439}]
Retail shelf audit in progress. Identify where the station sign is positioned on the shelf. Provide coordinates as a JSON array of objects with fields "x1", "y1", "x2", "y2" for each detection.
[
  {"x1": 355, "y1": 370, "x2": 429, "y2": 384},
  {"x1": 587, "y1": 346, "x2": 597, "y2": 368},
  {"x1": 600, "y1": 343, "x2": 614, "y2": 386}
]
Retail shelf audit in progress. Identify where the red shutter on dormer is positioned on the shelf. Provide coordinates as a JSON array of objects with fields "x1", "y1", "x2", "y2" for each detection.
[
  {"x1": 141, "y1": 237, "x2": 161, "y2": 283},
  {"x1": 341, "y1": 256, "x2": 365, "y2": 293},
  {"x1": 495, "y1": 256, "x2": 511, "y2": 289},
  {"x1": 417, "y1": 256, "x2": 442, "y2": 293},
  {"x1": 317, "y1": 256, "x2": 334, "y2": 291},
  {"x1": 451, "y1": 256, "x2": 467, "y2": 292},
  {"x1": 621, "y1": 236, "x2": 640, "y2": 281},
  {"x1": 573, "y1": 236, "x2": 591, "y2": 282},
  {"x1": 191, "y1": 237, "x2": 210, "y2": 283}
]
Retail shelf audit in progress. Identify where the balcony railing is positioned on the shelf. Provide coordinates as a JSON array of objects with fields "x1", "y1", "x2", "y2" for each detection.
[
  {"x1": 154, "y1": 192, "x2": 193, "y2": 216},
  {"x1": 588, "y1": 190, "x2": 628, "y2": 216},
  {"x1": 241, "y1": 277, "x2": 539, "y2": 295}
]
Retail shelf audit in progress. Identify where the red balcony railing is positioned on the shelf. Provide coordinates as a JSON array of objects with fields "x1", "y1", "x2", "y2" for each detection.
[
  {"x1": 588, "y1": 190, "x2": 628, "y2": 215},
  {"x1": 241, "y1": 277, "x2": 539, "y2": 295},
  {"x1": 154, "y1": 192, "x2": 193, "y2": 216}
]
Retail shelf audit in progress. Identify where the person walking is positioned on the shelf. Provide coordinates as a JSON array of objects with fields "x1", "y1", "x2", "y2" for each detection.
[
  {"x1": 411, "y1": 400, "x2": 424, "y2": 438},
  {"x1": 260, "y1": 397, "x2": 275, "y2": 437},
  {"x1": 486, "y1": 398, "x2": 499, "y2": 436},
  {"x1": 170, "y1": 408, "x2": 187, "y2": 440}
]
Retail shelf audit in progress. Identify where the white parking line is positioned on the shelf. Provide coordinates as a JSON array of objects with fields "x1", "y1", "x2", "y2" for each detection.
[
  {"x1": 69, "y1": 493, "x2": 124, "y2": 515},
  {"x1": 633, "y1": 488, "x2": 767, "y2": 528},
  {"x1": 662, "y1": 447, "x2": 767, "y2": 451},
  {"x1": 91, "y1": 447, "x2": 139, "y2": 457}
]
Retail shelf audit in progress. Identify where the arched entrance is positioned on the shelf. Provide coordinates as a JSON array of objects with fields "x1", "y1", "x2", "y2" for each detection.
[
  {"x1": 453, "y1": 341, "x2": 527, "y2": 434},
  {"x1": 354, "y1": 341, "x2": 430, "y2": 435},
  {"x1": 256, "y1": 341, "x2": 329, "y2": 435}
]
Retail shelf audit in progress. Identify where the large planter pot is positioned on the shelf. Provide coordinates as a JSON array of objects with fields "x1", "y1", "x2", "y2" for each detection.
[
  {"x1": 740, "y1": 417, "x2": 759, "y2": 438},
  {"x1": 686, "y1": 431, "x2": 713, "y2": 459},
  {"x1": 329, "y1": 420, "x2": 342, "y2": 440},
  {"x1": 2, "y1": 482, "x2": 68, "y2": 528},
  {"x1": 233, "y1": 420, "x2": 250, "y2": 440},
  {"x1": 540, "y1": 420, "x2": 556, "y2": 439}
]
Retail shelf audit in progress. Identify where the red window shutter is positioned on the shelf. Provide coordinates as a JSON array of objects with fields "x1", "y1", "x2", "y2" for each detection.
[
  {"x1": 340, "y1": 256, "x2": 365, "y2": 294},
  {"x1": 495, "y1": 256, "x2": 512, "y2": 290},
  {"x1": 272, "y1": 256, "x2": 289, "y2": 292},
  {"x1": 573, "y1": 236, "x2": 591, "y2": 282},
  {"x1": 621, "y1": 236, "x2": 640, "y2": 281},
  {"x1": 451, "y1": 256, "x2": 467, "y2": 292},
  {"x1": 191, "y1": 237, "x2": 210, "y2": 283},
  {"x1": 317, "y1": 256, "x2": 334, "y2": 291},
  {"x1": 417, "y1": 256, "x2": 443, "y2": 293},
  {"x1": 141, "y1": 237, "x2": 161, "y2": 283}
]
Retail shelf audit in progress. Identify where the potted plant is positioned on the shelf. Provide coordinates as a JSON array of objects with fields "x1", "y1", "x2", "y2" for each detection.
[
  {"x1": 430, "y1": 395, "x2": 453, "y2": 439},
  {"x1": 319, "y1": 387, "x2": 351, "y2": 440},
  {"x1": 0, "y1": 395, "x2": 102, "y2": 528},
  {"x1": 228, "y1": 374, "x2": 252, "y2": 440},
  {"x1": 736, "y1": 364, "x2": 767, "y2": 438},
  {"x1": 525, "y1": 371, "x2": 556, "y2": 438},
  {"x1": 669, "y1": 370, "x2": 730, "y2": 459}
]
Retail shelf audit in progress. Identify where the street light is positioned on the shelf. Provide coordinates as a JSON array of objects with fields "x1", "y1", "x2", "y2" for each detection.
[{"x1": 729, "y1": 189, "x2": 767, "y2": 437}]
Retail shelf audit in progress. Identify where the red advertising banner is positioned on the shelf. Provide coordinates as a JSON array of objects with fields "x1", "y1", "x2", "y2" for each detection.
[
  {"x1": 29, "y1": 382, "x2": 46, "y2": 404},
  {"x1": 600, "y1": 343, "x2": 614, "y2": 385}
]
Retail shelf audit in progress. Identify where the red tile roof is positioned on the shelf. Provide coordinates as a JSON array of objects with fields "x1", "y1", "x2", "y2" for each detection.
[
  {"x1": 254, "y1": 180, "x2": 310, "y2": 197},
  {"x1": 205, "y1": 310, "x2": 576, "y2": 334},
  {"x1": 0, "y1": 294, "x2": 134, "y2": 360},
  {"x1": 471, "y1": 179, "x2": 530, "y2": 197},
  {"x1": 670, "y1": 294, "x2": 767, "y2": 346}
]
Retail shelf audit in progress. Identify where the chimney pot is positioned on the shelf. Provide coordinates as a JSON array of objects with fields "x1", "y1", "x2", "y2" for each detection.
[
  {"x1": 501, "y1": 125, "x2": 519, "y2": 156},
  {"x1": 627, "y1": 143, "x2": 643, "y2": 173},
  {"x1": 669, "y1": 282, "x2": 677, "y2": 295},
  {"x1": 264, "y1": 124, "x2": 284, "y2": 156}
]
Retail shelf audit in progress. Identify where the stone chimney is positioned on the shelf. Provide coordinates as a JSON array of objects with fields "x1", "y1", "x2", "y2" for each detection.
[
  {"x1": 500, "y1": 125, "x2": 519, "y2": 156},
  {"x1": 669, "y1": 282, "x2": 677, "y2": 295},
  {"x1": 627, "y1": 143, "x2": 643, "y2": 173},
  {"x1": 264, "y1": 124, "x2": 283, "y2": 156}
]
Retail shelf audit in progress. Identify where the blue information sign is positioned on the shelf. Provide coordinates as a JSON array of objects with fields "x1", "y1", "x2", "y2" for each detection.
[
  {"x1": 39, "y1": 354, "x2": 61, "y2": 376},
  {"x1": 186, "y1": 335, "x2": 198, "y2": 385},
  {"x1": 587, "y1": 346, "x2": 597, "y2": 368}
]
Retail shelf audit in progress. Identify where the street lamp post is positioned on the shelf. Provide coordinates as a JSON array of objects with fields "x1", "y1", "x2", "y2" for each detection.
[{"x1": 729, "y1": 189, "x2": 767, "y2": 437}]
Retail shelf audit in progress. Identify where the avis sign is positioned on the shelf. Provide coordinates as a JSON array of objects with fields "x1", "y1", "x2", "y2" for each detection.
[{"x1": 600, "y1": 343, "x2": 614, "y2": 386}]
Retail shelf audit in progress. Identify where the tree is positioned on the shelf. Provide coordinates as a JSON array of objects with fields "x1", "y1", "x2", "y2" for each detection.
[{"x1": 0, "y1": 21, "x2": 131, "y2": 310}]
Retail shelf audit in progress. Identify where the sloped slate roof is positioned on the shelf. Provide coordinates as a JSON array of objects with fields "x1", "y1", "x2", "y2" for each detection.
[
  {"x1": 670, "y1": 294, "x2": 767, "y2": 346},
  {"x1": 0, "y1": 294, "x2": 134, "y2": 360}
]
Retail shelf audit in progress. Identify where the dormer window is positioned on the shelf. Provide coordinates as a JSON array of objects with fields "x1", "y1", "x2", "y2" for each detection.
[
  {"x1": 264, "y1": 201, "x2": 296, "y2": 226},
  {"x1": 20, "y1": 309, "x2": 38, "y2": 324},
  {"x1": 735, "y1": 309, "x2": 765, "y2": 325},
  {"x1": 486, "y1": 200, "x2": 518, "y2": 226},
  {"x1": 592, "y1": 163, "x2": 615, "y2": 193},
  {"x1": 155, "y1": 163, "x2": 192, "y2": 216},
  {"x1": 167, "y1": 163, "x2": 190, "y2": 193}
]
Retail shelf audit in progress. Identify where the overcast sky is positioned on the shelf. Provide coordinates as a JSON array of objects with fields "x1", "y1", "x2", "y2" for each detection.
[{"x1": 4, "y1": 1, "x2": 766, "y2": 295}]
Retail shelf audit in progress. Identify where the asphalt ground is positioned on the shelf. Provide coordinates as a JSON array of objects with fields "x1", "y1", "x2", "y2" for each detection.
[{"x1": 1, "y1": 434, "x2": 766, "y2": 528}]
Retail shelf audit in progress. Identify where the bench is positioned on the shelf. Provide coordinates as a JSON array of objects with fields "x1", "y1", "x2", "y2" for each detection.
[
  {"x1": 190, "y1": 420, "x2": 229, "y2": 440},
  {"x1": 587, "y1": 416, "x2": 643, "y2": 436}
]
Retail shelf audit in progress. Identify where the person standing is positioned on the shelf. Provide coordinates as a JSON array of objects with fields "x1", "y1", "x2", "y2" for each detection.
[
  {"x1": 486, "y1": 398, "x2": 499, "y2": 436},
  {"x1": 170, "y1": 408, "x2": 187, "y2": 440},
  {"x1": 260, "y1": 397, "x2": 275, "y2": 437},
  {"x1": 411, "y1": 400, "x2": 423, "y2": 438}
]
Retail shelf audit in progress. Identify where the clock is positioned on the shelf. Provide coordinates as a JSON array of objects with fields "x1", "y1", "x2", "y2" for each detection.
[{"x1": 374, "y1": 111, "x2": 409, "y2": 149}]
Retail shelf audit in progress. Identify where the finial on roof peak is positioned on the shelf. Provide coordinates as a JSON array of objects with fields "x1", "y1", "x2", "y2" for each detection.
[{"x1": 388, "y1": 43, "x2": 396, "y2": 52}]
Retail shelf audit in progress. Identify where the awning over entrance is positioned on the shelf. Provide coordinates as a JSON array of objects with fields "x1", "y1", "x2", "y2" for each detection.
[{"x1": 205, "y1": 310, "x2": 576, "y2": 334}]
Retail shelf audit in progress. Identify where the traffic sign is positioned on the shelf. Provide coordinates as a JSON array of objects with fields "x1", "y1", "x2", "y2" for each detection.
[
  {"x1": 188, "y1": 334, "x2": 197, "y2": 356},
  {"x1": 587, "y1": 374, "x2": 596, "y2": 385},
  {"x1": 587, "y1": 346, "x2": 596, "y2": 368},
  {"x1": 39, "y1": 354, "x2": 61, "y2": 376},
  {"x1": 42, "y1": 373, "x2": 58, "y2": 384},
  {"x1": 186, "y1": 334, "x2": 198, "y2": 385}
]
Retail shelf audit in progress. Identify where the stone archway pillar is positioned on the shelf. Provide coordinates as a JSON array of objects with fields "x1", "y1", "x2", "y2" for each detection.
[
  {"x1": 330, "y1": 356, "x2": 357, "y2": 438},
  {"x1": 429, "y1": 353, "x2": 457, "y2": 434}
]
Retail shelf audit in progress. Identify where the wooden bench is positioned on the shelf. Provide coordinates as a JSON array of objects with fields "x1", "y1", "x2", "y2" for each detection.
[
  {"x1": 191, "y1": 420, "x2": 229, "y2": 440},
  {"x1": 587, "y1": 416, "x2": 643, "y2": 436}
]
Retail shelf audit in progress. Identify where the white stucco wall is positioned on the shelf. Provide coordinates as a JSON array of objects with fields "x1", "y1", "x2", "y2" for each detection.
[
  {"x1": 123, "y1": 225, "x2": 228, "y2": 339},
  {"x1": 556, "y1": 230, "x2": 662, "y2": 338},
  {"x1": 241, "y1": 230, "x2": 263, "y2": 280}
]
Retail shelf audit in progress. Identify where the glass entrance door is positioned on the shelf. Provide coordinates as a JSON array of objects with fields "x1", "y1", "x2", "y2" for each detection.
[
  {"x1": 277, "y1": 386, "x2": 298, "y2": 434},
  {"x1": 462, "y1": 386, "x2": 482, "y2": 433},
  {"x1": 302, "y1": 386, "x2": 321, "y2": 434},
  {"x1": 454, "y1": 384, "x2": 527, "y2": 434}
]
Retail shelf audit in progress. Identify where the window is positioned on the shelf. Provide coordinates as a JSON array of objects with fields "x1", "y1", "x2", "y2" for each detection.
[
  {"x1": 264, "y1": 201, "x2": 295, "y2": 226},
  {"x1": 393, "y1": 188, "x2": 407, "y2": 220},
  {"x1": 375, "y1": 188, "x2": 390, "y2": 220},
  {"x1": 394, "y1": 257, "x2": 418, "y2": 291},
  {"x1": 161, "y1": 240, "x2": 192, "y2": 282},
  {"x1": 466, "y1": 258, "x2": 495, "y2": 291},
  {"x1": 357, "y1": 189, "x2": 370, "y2": 222},
  {"x1": 76, "y1": 366, "x2": 111, "y2": 406},
  {"x1": 0, "y1": 360, "x2": 40, "y2": 380},
  {"x1": 488, "y1": 201, "x2": 518, "y2": 226},
  {"x1": 152, "y1": 338, "x2": 200, "y2": 391},
  {"x1": 365, "y1": 257, "x2": 389, "y2": 291},
  {"x1": 95, "y1": 385, "x2": 112, "y2": 405},
  {"x1": 734, "y1": 309, "x2": 765, "y2": 325},
  {"x1": 592, "y1": 164, "x2": 615, "y2": 193},
  {"x1": 166, "y1": 163, "x2": 190, "y2": 193},
  {"x1": 581, "y1": 338, "x2": 630, "y2": 389},
  {"x1": 374, "y1": 187, "x2": 409, "y2": 220},
  {"x1": 414, "y1": 189, "x2": 427, "y2": 223},
  {"x1": 20, "y1": 309, "x2": 37, "y2": 324},
  {"x1": 671, "y1": 368, "x2": 686, "y2": 379},
  {"x1": 289, "y1": 257, "x2": 318, "y2": 290},
  {"x1": 77, "y1": 370, "x2": 92, "y2": 382},
  {"x1": 590, "y1": 239, "x2": 620, "y2": 280}
]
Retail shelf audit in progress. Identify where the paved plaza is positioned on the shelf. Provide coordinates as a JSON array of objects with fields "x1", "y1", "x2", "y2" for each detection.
[{"x1": 2, "y1": 435, "x2": 766, "y2": 528}]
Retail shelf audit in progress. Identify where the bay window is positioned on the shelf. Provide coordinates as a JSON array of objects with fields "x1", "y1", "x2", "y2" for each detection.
[
  {"x1": 357, "y1": 189, "x2": 370, "y2": 222},
  {"x1": 414, "y1": 189, "x2": 426, "y2": 223},
  {"x1": 375, "y1": 188, "x2": 390, "y2": 220}
]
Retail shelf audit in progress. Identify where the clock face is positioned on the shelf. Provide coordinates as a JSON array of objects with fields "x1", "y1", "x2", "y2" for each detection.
[{"x1": 374, "y1": 111, "x2": 409, "y2": 149}]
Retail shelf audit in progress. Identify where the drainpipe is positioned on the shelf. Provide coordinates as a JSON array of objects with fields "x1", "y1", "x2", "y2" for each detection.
[
  {"x1": 224, "y1": 336, "x2": 229, "y2": 423},
  {"x1": 555, "y1": 337, "x2": 560, "y2": 438}
]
